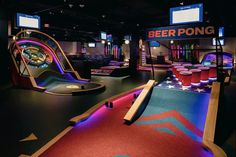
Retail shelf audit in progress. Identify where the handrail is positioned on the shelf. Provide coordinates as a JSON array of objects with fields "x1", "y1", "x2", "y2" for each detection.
[
  {"x1": 15, "y1": 29, "x2": 81, "y2": 79},
  {"x1": 202, "y1": 82, "x2": 227, "y2": 157},
  {"x1": 124, "y1": 80, "x2": 156, "y2": 122},
  {"x1": 9, "y1": 40, "x2": 32, "y2": 77}
]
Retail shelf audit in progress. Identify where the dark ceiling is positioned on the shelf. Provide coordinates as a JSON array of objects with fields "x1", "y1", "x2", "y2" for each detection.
[{"x1": 2, "y1": 0, "x2": 236, "y2": 42}]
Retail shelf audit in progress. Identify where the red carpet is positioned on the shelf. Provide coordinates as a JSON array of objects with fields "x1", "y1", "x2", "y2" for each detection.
[
  {"x1": 40, "y1": 90, "x2": 212, "y2": 157},
  {"x1": 138, "y1": 110, "x2": 203, "y2": 137}
]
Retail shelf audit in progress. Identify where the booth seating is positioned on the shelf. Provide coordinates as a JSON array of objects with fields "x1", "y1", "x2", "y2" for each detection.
[
  {"x1": 190, "y1": 69, "x2": 201, "y2": 86},
  {"x1": 172, "y1": 66, "x2": 184, "y2": 77},
  {"x1": 176, "y1": 68, "x2": 188, "y2": 81},
  {"x1": 180, "y1": 71, "x2": 192, "y2": 87},
  {"x1": 198, "y1": 67, "x2": 210, "y2": 82},
  {"x1": 208, "y1": 65, "x2": 217, "y2": 80}
]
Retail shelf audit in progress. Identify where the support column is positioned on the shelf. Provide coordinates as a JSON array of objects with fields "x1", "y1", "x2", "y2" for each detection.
[
  {"x1": 0, "y1": 2, "x2": 10, "y2": 85},
  {"x1": 129, "y1": 35, "x2": 139, "y2": 75}
]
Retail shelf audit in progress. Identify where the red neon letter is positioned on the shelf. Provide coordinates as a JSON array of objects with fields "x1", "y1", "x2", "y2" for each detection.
[
  {"x1": 178, "y1": 29, "x2": 186, "y2": 36},
  {"x1": 155, "y1": 30, "x2": 161, "y2": 37},
  {"x1": 168, "y1": 29, "x2": 176, "y2": 37},
  {"x1": 148, "y1": 31, "x2": 155, "y2": 38}
]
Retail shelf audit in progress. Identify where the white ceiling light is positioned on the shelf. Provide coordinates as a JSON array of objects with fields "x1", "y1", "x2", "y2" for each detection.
[
  {"x1": 69, "y1": 4, "x2": 74, "y2": 8},
  {"x1": 125, "y1": 40, "x2": 130, "y2": 44},
  {"x1": 79, "y1": 4, "x2": 85, "y2": 8}
]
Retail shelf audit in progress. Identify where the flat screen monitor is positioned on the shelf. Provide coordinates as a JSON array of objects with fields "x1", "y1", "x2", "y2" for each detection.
[
  {"x1": 124, "y1": 35, "x2": 132, "y2": 41},
  {"x1": 101, "y1": 32, "x2": 107, "y2": 40},
  {"x1": 16, "y1": 13, "x2": 40, "y2": 29},
  {"x1": 212, "y1": 27, "x2": 225, "y2": 46},
  {"x1": 212, "y1": 38, "x2": 224, "y2": 46},
  {"x1": 107, "y1": 34, "x2": 112, "y2": 41},
  {"x1": 88, "y1": 43, "x2": 96, "y2": 48},
  {"x1": 170, "y1": 3, "x2": 203, "y2": 25}
]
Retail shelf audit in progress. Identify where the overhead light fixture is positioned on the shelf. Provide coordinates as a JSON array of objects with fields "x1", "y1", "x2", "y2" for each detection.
[
  {"x1": 170, "y1": 40, "x2": 174, "y2": 44},
  {"x1": 26, "y1": 31, "x2": 31, "y2": 35},
  {"x1": 102, "y1": 14, "x2": 106, "y2": 18},
  {"x1": 136, "y1": 23, "x2": 140, "y2": 27},
  {"x1": 101, "y1": 40, "x2": 106, "y2": 44},
  {"x1": 180, "y1": 2, "x2": 184, "y2": 5},
  {"x1": 108, "y1": 42, "x2": 111, "y2": 45},
  {"x1": 60, "y1": 10, "x2": 64, "y2": 13},
  {"x1": 153, "y1": 47, "x2": 157, "y2": 49},
  {"x1": 69, "y1": 4, "x2": 74, "y2": 8},
  {"x1": 79, "y1": 4, "x2": 85, "y2": 8},
  {"x1": 125, "y1": 40, "x2": 130, "y2": 44}
]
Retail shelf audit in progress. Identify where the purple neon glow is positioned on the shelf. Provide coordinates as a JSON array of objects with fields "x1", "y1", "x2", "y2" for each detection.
[
  {"x1": 75, "y1": 89, "x2": 142, "y2": 127},
  {"x1": 16, "y1": 40, "x2": 64, "y2": 74}
]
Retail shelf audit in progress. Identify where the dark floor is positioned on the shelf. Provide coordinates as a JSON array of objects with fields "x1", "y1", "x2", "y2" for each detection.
[
  {"x1": 0, "y1": 68, "x2": 235, "y2": 157},
  {"x1": 217, "y1": 67, "x2": 236, "y2": 157},
  {"x1": 0, "y1": 70, "x2": 168, "y2": 157}
]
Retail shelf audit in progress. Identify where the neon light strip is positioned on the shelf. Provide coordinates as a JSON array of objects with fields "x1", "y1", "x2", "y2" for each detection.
[
  {"x1": 182, "y1": 85, "x2": 191, "y2": 88},
  {"x1": 191, "y1": 83, "x2": 201, "y2": 86},
  {"x1": 209, "y1": 77, "x2": 217, "y2": 81},
  {"x1": 200, "y1": 80, "x2": 209, "y2": 83},
  {"x1": 16, "y1": 40, "x2": 64, "y2": 74}
]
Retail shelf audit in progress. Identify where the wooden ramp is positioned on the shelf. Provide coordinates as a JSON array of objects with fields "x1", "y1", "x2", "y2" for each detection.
[{"x1": 124, "y1": 80, "x2": 155, "y2": 122}]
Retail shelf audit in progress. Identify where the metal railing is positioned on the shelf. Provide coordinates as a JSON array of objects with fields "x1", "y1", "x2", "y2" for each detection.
[{"x1": 8, "y1": 40, "x2": 31, "y2": 76}]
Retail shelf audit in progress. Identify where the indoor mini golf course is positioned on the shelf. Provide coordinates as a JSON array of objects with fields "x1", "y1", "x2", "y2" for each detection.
[{"x1": 31, "y1": 80, "x2": 223, "y2": 157}]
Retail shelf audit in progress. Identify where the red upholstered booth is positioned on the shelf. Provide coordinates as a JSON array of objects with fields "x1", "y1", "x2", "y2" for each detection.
[
  {"x1": 180, "y1": 71, "x2": 192, "y2": 87},
  {"x1": 198, "y1": 67, "x2": 210, "y2": 82},
  {"x1": 190, "y1": 69, "x2": 201, "y2": 86}
]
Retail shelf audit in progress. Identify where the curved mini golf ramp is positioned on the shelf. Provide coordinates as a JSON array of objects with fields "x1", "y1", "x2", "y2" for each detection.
[{"x1": 9, "y1": 30, "x2": 104, "y2": 95}]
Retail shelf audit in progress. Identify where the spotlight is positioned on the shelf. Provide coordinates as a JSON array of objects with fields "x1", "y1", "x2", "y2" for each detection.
[
  {"x1": 125, "y1": 40, "x2": 130, "y2": 44},
  {"x1": 26, "y1": 31, "x2": 31, "y2": 35},
  {"x1": 69, "y1": 4, "x2": 74, "y2": 8},
  {"x1": 79, "y1": 4, "x2": 85, "y2": 8},
  {"x1": 101, "y1": 40, "x2": 106, "y2": 44}
]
